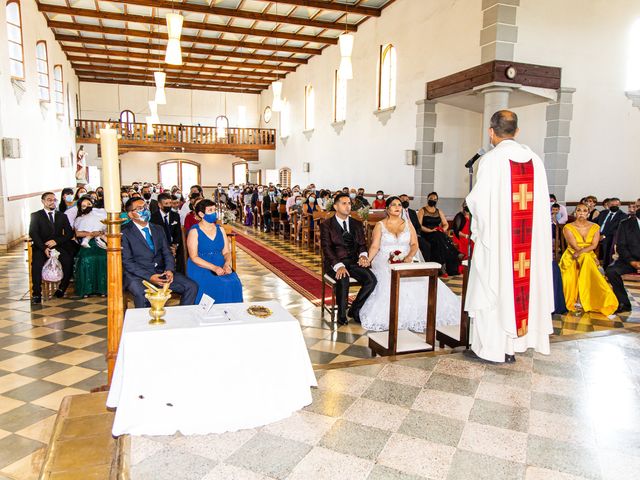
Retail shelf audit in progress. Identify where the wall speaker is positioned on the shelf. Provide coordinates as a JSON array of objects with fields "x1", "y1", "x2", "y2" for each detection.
[
  {"x1": 405, "y1": 150, "x2": 417, "y2": 166},
  {"x1": 303, "y1": 162, "x2": 310, "y2": 172}
]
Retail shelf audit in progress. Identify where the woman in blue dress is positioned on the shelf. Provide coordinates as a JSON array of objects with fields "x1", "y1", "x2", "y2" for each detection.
[{"x1": 186, "y1": 199, "x2": 243, "y2": 303}]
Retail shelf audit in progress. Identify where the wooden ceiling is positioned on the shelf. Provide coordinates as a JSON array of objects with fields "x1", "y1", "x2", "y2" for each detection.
[{"x1": 38, "y1": 0, "x2": 395, "y2": 94}]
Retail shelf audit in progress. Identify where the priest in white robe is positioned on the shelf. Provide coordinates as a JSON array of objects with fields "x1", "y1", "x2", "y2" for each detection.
[{"x1": 465, "y1": 110, "x2": 554, "y2": 363}]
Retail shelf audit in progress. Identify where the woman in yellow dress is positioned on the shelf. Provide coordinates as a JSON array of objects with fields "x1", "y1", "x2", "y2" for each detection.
[{"x1": 559, "y1": 203, "x2": 618, "y2": 316}]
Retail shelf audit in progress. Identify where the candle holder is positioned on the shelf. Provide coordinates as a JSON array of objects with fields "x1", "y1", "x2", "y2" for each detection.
[{"x1": 144, "y1": 288, "x2": 172, "y2": 325}]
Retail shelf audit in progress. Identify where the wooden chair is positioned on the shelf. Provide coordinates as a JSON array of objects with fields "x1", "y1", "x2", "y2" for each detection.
[
  {"x1": 319, "y1": 237, "x2": 362, "y2": 322},
  {"x1": 276, "y1": 204, "x2": 289, "y2": 238},
  {"x1": 300, "y1": 214, "x2": 313, "y2": 248},
  {"x1": 288, "y1": 212, "x2": 299, "y2": 242},
  {"x1": 253, "y1": 201, "x2": 263, "y2": 229},
  {"x1": 436, "y1": 261, "x2": 470, "y2": 349},
  {"x1": 25, "y1": 239, "x2": 59, "y2": 300},
  {"x1": 313, "y1": 211, "x2": 328, "y2": 252}
]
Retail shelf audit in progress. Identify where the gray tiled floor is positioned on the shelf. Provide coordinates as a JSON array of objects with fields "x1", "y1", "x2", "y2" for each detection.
[{"x1": 131, "y1": 332, "x2": 640, "y2": 480}]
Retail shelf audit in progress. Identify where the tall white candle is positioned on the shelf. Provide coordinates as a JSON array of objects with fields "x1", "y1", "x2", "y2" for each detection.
[{"x1": 99, "y1": 127, "x2": 121, "y2": 213}]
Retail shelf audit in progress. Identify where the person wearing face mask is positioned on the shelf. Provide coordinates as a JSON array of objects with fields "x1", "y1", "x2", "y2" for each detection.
[
  {"x1": 417, "y1": 192, "x2": 459, "y2": 277},
  {"x1": 121, "y1": 198, "x2": 198, "y2": 308},
  {"x1": 65, "y1": 186, "x2": 87, "y2": 226},
  {"x1": 141, "y1": 185, "x2": 159, "y2": 214},
  {"x1": 606, "y1": 199, "x2": 640, "y2": 314},
  {"x1": 597, "y1": 197, "x2": 626, "y2": 269},
  {"x1": 558, "y1": 203, "x2": 618, "y2": 316},
  {"x1": 303, "y1": 194, "x2": 319, "y2": 231},
  {"x1": 355, "y1": 188, "x2": 370, "y2": 208},
  {"x1": 59, "y1": 188, "x2": 75, "y2": 214},
  {"x1": 464, "y1": 110, "x2": 553, "y2": 364},
  {"x1": 120, "y1": 192, "x2": 130, "y2": 212},
  {"x1": 372, "y1": 190, "x2": 386, "y2": 209},
  {"x1": 73, "y1": 196, "x2": 108, "y2": 298},
  {"x1": 451, "y1": 202, "x2": 473, "y2": 271},
  {"x1": 186, "y1": 199, "x2": 243, "y2": 303},
  {"x1": 29, "y1": 192, "x2": 76, "y2": 304},
  {"x1": 262, "y1": 186, "x2": 276, "y2": 233},
  {"x1": 549, "y1": 194, "x2": 568, "y2": 225},
  {"x1": 348, "y1": 189, "x2": 364, "y2": 211},
  {"x1": 151, "y1": 192, "x2": 185, "y2": 273}
]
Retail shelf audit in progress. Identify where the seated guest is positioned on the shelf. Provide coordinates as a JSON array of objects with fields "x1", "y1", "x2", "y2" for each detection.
[
  {"x1": 598, "y1": 197, "x2": 626, "y2": 268},
  {"x1": 58, "y1": 188, "x2": 75, "y2": 214},
  {"x1": 559, "y1": 203, "x2": 618, "y2": 316},
  {"x1": 628, "y1": 201, "x2": 637, "y2": 218},
  {"x1": 184, "y1": 197, "x2": 203, "y2": 232},
  {"x1": 151, "y1": 192, "x2": 185, "y2": 273},
  {"x1": 120, "y1": 191, "x2": 130, "y2": 212},
  {"x1": 356, "y1": 188, "x2": 370, "y2": 207},
  {"x1": 349, "y1": 188, "x2": 364, "y2": 211},
  {"x1": 261, "y1": 187, "x2": 275, "y2": 232},
  {"x1": 549, "y1": 194, "x2": 568, "y2": 224},
  {"x1": 320, "y1": 193, "x2": 377, "y2": 325},
  {"x1": 64, "y1": 186, "x2": 87, "y2": 226},
  {"x1": 121, "y1": 198, "x2": 198, "y2": 308},
  {"x1": 317, "y1": 190, "x2": 331, "y2": 211},
  {"x1": 179, "y1": 185, "x2": 203, "y2": 224},
  {"x1": 29, "y1": 192, "x2": 76, "y2": 304},
  {"x1": 372, "y1": 190, "x2": 386, "y2": 209},
  {"x1": 585, "y1": 195, "x2": 600, "y2": 222},
  {"x1": 303, "y1": 193, "x2": 319, "y2": 231},
  {"x1": 171, "y1": 194, "x2": 182, "y2": 213},
  {"x1": 399, "y1": 193, "x2": 431, "y2": 262},
  {"x1": 551, "y1": 203, "x2": 561, "y2": 239},
  {"x1": 606, "y1": 207, "x2": 640, "y2": 314},
  {"x1": 95, "y1": 187, "x2": 105, "y2": 209},
  {"x1": 187, "y1": 200, "x2": 243, "y2": 303},
  {"x1": 243, "y1": 186, "x2": 254, "y2": 226},
  {"x1": 141, "y1": 185, "x2": 159, "y2": 214},
  {"x1": 73, "y1": 197, "x2": 107, "y2": 297},
  {"x1": 451, "y1": 202, "x2": 473, "y2": 269},
  {"x1": 417, "y1": 192, "x2": 460, "y2": 276}
]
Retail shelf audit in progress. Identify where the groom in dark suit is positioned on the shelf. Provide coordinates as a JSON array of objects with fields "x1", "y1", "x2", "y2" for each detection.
[
  {"x1": 320, "y1": 193, "x2": 377, "y2": 325},
  {"x1": 606, "y1": 211, "x2": 640, "y2": 314},
  {"x1": 122, "y1": 198, "x2": 198, "y2": 308}
]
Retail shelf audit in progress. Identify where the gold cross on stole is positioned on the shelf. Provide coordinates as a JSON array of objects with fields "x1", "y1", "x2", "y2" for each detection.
[
  {"x1": 513, "y1": 252, "x2": 531, "y2": 278},
  {"x1": 512, "y1": 183, "x2": 533, "y2": 211}
]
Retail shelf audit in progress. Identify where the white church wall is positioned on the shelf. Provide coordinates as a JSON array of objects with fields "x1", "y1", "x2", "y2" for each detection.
[
  {"x1": 516, "y1": 0, "x2": 640, "y2": 201},
  {"x1": 80, "y1": 82, "x2": 261, "y2": 129},
  {"x1": 263, "y1": 0, "x2": 483, "y2": 197},
  {"x1": 0, "y1": 0, "x2": 78, "y2": 246}
]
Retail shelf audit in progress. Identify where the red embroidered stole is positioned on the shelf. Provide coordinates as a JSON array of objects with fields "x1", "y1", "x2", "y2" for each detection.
[{"x1": 510, "y1": 160, "x2": 534, "y2": 337}]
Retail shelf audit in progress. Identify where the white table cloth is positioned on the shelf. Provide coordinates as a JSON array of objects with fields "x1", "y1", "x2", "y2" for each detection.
[{"x1": 106, "y1": 301, "x2": 317, "y2": 436}]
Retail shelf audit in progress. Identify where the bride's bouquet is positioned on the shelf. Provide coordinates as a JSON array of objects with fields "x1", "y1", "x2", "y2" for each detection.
[{"x1": 389, "y1": 250, "x2": 405, "y2": 264}]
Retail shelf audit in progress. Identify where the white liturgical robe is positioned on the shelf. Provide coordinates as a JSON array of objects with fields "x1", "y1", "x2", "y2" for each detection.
[{"x1": 465, "y1": 138, "x2": 553, "y2": 362}]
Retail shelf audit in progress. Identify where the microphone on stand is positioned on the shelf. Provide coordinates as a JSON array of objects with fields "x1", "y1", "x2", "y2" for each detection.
[{"x1": 465, "y1": 148, "x2": 486, "y2": 169}]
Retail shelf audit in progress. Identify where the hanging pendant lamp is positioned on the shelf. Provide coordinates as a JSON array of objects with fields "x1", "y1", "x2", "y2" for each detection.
[
  {"x1": 145, "y1": 116, "x2": 154, "y2": 136},
  {"x1": 272, "y1": 80, "x2": 283, "y2": 112},
  {"x1": 338, "y1": 33, "x2": 354, "y2": 80},
  {"x1": 149, "y1": 100, "x2": 159, "y2": 124},
  {"x1": 154, "y1": 71, "x2": 167, "y2": 105},
  {"x1": 165, "y1": 12, "x2": 183, "y2": 65}
]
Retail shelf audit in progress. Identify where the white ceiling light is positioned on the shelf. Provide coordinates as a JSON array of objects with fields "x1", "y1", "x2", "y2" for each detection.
[
  {"x1": 148, "y1": 100, "x2": 159, "y2": 124},
  {"x1": 272, "y1": 81, "x2": 283, "y2": 112},
  {"x1": 338, "y1": 33, "x2": 354, "y2": 80},
  {"x1": 165, "y1": 12, "x2": 183, "y2": 65},
  {"x1": 145, "y1": 116, "x2": 154, "y2": 136},
  {"x1": 154, "y1": 71, "x2": 166, "y2": 105}
]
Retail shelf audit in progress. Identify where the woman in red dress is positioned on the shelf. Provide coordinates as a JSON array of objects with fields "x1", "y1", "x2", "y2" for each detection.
[{"x1": 451, "y1": 203, "x2": 473, "y2": 274}]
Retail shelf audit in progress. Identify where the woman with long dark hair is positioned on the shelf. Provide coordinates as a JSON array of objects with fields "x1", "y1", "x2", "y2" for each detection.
[
  {"x1": 417, "y1": 192, "x2": 460, "y2": 277},
  {"x1": 73, "y1": 196, "x2": 107, "y2": 297},
  {"x1": 58, "y1": 188, "x2": 75, "y2": 213}
]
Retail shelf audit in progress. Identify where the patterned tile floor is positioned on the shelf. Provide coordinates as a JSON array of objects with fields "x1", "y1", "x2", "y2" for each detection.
[{"x1": 130, "y1": 332, "x2": 640, "y2": 479}]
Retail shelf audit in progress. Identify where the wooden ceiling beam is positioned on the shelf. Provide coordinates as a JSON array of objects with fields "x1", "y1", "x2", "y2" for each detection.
[
  {"x1": 73, "y1": 66, "x2": 270, "y2": 88},
  {"x1": 77, "y1": 77, "x2": 263, "y2": 94},
  {"x1": 54, "y1": 34, "x2": 309, "y2": 64},
  {"x1": 67, "y1": 55, "x2": 283, "y2": 80},
  {"x1": 270, "y1": 0, "x2": 381, "y2": 17},
  {"x1": 39, "y1": 4, "x2": 337, "y2": 44},
  {"x1": 48, "y1": 21, "x2": 321, "y2": 55},
  {"x1": 62, "y1": 45, "x2": 297, "y2": 72},
  {"x1": 113, "y1": 0, "x2": 358, "y2": 31}
]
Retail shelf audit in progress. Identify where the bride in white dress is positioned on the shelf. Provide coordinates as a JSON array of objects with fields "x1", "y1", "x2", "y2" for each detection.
[{"x1": 359, "y1": 196, "x2": 461, "y2": 332}]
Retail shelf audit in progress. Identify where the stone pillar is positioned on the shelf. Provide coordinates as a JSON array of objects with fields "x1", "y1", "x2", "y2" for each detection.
[
  {"x1": 544, "y1": 87, "x2": 575, "y2": 202},
  {"x1": 480, "y1": 0, "x2": 520, "y2": 63},
  {"x1": 475, "y1": 84, "x2": 515, "y2": 150},
  {"x1": 413, "y1": 99, "x2": 438, "y2": 208}
]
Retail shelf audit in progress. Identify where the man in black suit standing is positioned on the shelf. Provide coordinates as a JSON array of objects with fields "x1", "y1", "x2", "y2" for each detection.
[
  {"x1": 598, "y1": 197, "x2": 626, "y2": 268},
  {"x1": 320, "y1": 193, "x2": 377, "y2": 325},
  {"x1": 606, "y1": 207, "x2": 640, "y2": 314},
  {"x1": 399, "y1": 194, "x2": 431, "y2": 261},
  {"x1": 122, "y1": 198, "x2": 198, "y2": 308},
  {"x1": 151, "y1": 192, "x2": 185, "y2": 273},
  {"x1": 29, "y1": 192, "x2": 76, "y2": 304}
]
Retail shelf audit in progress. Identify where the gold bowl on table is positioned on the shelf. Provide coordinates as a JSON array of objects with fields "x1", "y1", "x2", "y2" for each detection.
[
  {"x1": 247, "y1": 305, "x2": 273, "y2": 318},
  {"x1": 144, "y1": 284, "x2": 172, "y2": 325}
]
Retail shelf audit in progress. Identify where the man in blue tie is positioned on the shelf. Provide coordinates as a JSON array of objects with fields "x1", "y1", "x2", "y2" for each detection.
[{"x1": 121, "y1": 198, "x2": 198, "y2": 308}]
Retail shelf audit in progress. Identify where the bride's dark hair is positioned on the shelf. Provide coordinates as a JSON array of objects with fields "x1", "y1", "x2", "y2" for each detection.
[{"x1": 385, "y1": 196, "x2": 401, "y2": 208}]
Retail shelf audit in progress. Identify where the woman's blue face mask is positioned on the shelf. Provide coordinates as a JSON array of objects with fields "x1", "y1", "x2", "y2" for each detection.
[{"x1": 203, "y1": 212, "x2": 218, "y2": 223}]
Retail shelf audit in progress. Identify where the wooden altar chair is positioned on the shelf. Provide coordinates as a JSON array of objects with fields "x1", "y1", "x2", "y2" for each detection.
[
  {"x1": 436, "y1": 261, "x2": 470, "y2": 349},
  {"x1": 320, "y1": 243, "x2": 362, "y2": 322}
]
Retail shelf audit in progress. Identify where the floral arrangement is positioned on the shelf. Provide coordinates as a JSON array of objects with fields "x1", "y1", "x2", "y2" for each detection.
[
  {"x1": 222, "y1": 209, "x2": 236, "y2": 224},
  {"x1": 325, "y1": 199, "x2": 334, "y2": 212},
  {"x1": 357, "y1": 205, "x2": 370, "y2": 221},
  {"x1": 389, "y1": 250, "x2": 405, "y2": 264}
]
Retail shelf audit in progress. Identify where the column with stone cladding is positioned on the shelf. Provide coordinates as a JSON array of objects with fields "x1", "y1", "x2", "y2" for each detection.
[
  {"x1": 413, "y1": 100, "x2": 438, "y2": 208},
  {"x1": 544, "y1": 87, "x2": 575, "y2": 202},
  {"x1": 480, "y1": 0, "x2": 519, "y2": 63}
]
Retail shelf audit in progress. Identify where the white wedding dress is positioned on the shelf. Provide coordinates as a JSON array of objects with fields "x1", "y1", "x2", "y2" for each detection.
[{"x1": 359, "y1": 221, "x2": 461, "y2": 332}]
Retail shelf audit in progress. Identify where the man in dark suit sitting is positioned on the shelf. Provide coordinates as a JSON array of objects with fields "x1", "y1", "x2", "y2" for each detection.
[
  {"x1": 606, "y1": 207, "x2": 640, "y2": 314},
  {"x1": 320, "y1": 193, "x2": 377, "y2": 325},
  {"x1": 400, "y1": 194, "x2": 431, "y2": 261},
  {"x1": 141, "y1": 185, "x2": 159, "y2": 214},
  {"x1": 151, "y1": 192, "x2": 185, "y2": 273},
  {"x1": 597, "y1": 197, "x2": 626, "y2": 268},
  {"x1": 122, "y1": 198, "x2": 198, "y2": 308},
  {"x1": 29, "y1": 192, "x2": 76, "y2": 304}
]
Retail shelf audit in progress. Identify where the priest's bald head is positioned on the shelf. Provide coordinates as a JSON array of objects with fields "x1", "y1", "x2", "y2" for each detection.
[{"x1": 489, "y1": 110, "x2": 519, "y2": 146}]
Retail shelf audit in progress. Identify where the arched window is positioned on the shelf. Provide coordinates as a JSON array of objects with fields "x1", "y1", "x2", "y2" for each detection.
[
  {"x1": 6, "y1": 1, "x2": 24, "y2": 79},
  {"x1": 215, "y1": 115, "x2": 229, "y2": 142},
  {"x1": 304, "y1": 85, "x2": 315, "y2": 130},
  {"x1": 378, "y1": 44, "x2": 397, "y2": 110},
  {"x1": 279, "y1": 167, "x2": 291, "y2": 188},
  {"x1": 158, "y1": 159, "x2": 201, "y2": 190},
  {"x1": 53, "y1": 65, "x2": 64, "y2": 114},
  {"x1": 333, "y1": 70, "x2": 347, "y2": 122},
  {"x1": 233, "y1": 161, "x2": 248, "y2": 185},
  {"x1": 119, "y1": 109, "x2": 135, "y2": 133},
  {"x1": 36, "y1": 41, "x2": 50, "y2": 101},
  {"x1": 627, "y1": 18, "x2": 640, "y2": 91}
]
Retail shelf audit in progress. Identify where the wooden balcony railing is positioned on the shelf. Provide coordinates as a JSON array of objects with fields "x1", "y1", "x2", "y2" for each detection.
[{"x1": 75, "y1": 119, "x2": 276, "y2": 147}]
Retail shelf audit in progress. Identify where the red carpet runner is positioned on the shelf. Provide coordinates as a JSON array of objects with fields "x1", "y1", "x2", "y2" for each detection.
[{"x1": 232, "y1": 228, "x2": 328, "y2": 305}]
